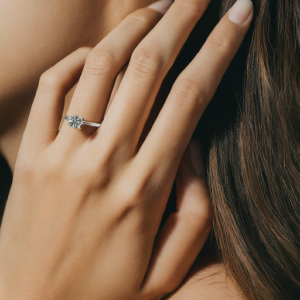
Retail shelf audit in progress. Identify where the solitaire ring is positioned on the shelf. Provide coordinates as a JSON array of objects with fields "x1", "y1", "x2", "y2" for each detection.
[{"x1": 64, "y1": 115, "x2": 101, "y2": 129}]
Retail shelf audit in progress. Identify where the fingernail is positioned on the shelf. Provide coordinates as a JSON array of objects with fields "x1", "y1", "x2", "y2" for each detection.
[
  {"x1": 188, "y1": 140, "x2": 206, "y2": 177},
  {"x1": 229, "y1": 0, "x2": 253, "y2": 25},
  {"x1": 148, "y1": 0, "x2": 173, "y2": 15}
]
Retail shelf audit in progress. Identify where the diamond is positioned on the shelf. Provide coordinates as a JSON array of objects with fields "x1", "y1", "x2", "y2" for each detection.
[{"x1": 67, "y1": 115, "x2": 83, "y2": 129}]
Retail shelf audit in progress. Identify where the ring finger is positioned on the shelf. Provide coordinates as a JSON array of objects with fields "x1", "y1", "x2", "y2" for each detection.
[
  {"x1": 58, "y1": 3, "x2": 167, "y2": 142},
  {"x1": 96, "y1": 0, "x2": 210, "y2": 151}
]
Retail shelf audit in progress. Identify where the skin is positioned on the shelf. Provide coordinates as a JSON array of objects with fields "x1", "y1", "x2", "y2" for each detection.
[
  {"x1": 165, "y1": 253, "x2": 243, "y2": 300},
  {"x1": 0, "y1": 0, "x2": 154, "y2": 168},
  {"x1": 0, "y1": 0, "x2": 253, "y2": 299}
]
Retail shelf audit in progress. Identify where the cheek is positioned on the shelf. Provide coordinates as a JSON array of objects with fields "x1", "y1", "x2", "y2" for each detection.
[
  {"x1": 0, "y1": 0, "x2": 156, "y2": 108},
  {"x1": 0, "y1": 0, "x2": 106, "y2": 103}
]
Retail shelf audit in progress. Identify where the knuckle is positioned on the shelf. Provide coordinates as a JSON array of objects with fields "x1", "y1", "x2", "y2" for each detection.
[
  {"x1": 89, "y1": 150, "x2": 117, "y2": 189},
  {"x1": 15, "y1": 157, "x2": 36, "y2": 179},
  {"x1": 125, "y1": 10, "x2": 151, "y2": 27},
  {"x1": 208, "y1": 32, "x2": 232, "y2": 51},
  {"x1": 38, "y1": 71, "x2": 62, "y2": 93},
  {"x1": 84, "y1": 49, "x2": 116, "y2": 77},
  {"x1": 93, "y1": 166, "x2": 110, "y2": 189},
  {"x1": 116, "y1": 177, "x2": 148, "y2": 218},
  {"x1": 41, "y1": 154, "x2": 65, "y2": 181},
  {"x1": 130, "y1": 46, "x2": 161, "y2": 78},
  {"x1": 16, "y1": 154, "x2": 61, "y2": 184},
  {"x1": 75, "y1": 46, "x2": 92, "y2": 55},
  {"x1": 176, "y1": 0, "x2": 207, "y2": 19},
  {"x1": 173, "y1": 77, "x2": 207, "y2": 113},
  {"x1": 120, "y1": 185, "x2": 142, "y2": 211}
]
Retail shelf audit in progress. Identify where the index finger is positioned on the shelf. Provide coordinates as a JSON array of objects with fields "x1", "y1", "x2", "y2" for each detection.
[{"x1": 138, "y1": 0, "x2": 253, "y2": 176}]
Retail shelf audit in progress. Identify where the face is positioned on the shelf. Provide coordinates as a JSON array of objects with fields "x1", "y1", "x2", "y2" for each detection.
[{"x1": 0, "y1": 0, "x2": 154, "y2": 131}]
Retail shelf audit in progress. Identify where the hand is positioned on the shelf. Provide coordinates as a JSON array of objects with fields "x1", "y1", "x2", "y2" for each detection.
[{"x1": 0, "y1": 0, "x2": 253, "y2": 299}]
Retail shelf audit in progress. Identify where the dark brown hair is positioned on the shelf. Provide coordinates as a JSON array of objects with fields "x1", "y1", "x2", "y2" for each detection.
[
  {"x1": 0, "y1": 0, "x2": 298, "y2": 298},
  {"x1": 182, "y1": 0, "x2": 300, "y2": 299}
]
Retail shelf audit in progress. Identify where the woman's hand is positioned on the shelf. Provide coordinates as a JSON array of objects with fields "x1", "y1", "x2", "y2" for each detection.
[{"x1": 0, "y1": 0, "x2": 253, "y2": 299}]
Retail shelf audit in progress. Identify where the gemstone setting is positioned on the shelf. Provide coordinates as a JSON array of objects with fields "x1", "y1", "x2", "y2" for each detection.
[{"x1": 66, "y1": 115, "x2": 83, "y2": 129}]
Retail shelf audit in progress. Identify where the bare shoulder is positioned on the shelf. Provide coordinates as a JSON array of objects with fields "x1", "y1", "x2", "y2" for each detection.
[{"x1": 165, "y1": 254, "x2": 243, "y2": 300}]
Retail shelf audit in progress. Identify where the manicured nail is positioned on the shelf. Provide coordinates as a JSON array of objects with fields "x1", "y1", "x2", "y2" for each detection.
[
  {"x1": 229, "y1": 0, "x2": 253, "y2": 25},
  {"x1": 148, "y1": 0, "x2": 173, "y2": 15},
  {"x1": 188, "y1": 140, "x2": 206, "y2": 177}
]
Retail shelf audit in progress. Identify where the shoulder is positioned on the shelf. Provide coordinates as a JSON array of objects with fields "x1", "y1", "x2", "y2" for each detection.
[{"x1": 165, "y1": 254, "x2": 243, "y2": 300}]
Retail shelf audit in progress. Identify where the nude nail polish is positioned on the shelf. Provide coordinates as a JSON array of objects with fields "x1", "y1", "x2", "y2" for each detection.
[
  {"x1": 229, "y1": 0, "x2": 253, "y2": 25},
  {"x1": 148, "y1": 0, "x2": 173, "y2": 15}
]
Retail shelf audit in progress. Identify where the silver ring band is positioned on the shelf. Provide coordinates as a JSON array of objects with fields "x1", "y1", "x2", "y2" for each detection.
[
  {"x1": 81, "y1": 120, "x2": 101, "y2": 128},
  {"x1": 64, "y1": 115, "x2": 101, "y2": 129}
]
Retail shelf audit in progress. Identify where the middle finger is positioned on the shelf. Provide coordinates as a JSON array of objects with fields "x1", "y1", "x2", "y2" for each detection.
[
  {"x1": 96, "y1": 0, "x2": 211, "y2": 151},
  {"x1": 58, "y1": 5, "x2": 164, "y2": 142}
]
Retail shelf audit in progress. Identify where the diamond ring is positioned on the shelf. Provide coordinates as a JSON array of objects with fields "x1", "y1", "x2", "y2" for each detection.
[{"x1": 64, "y1": 115, "x2": 101, "y2": 129}]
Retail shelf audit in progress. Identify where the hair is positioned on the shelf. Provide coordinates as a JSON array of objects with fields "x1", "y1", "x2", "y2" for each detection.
[
  {"x1": 0, "y1": 0, "x2": 298, "y2": 299},
  {"x1": 170, "y1": 0, "x2": 300, "y2": 299}
]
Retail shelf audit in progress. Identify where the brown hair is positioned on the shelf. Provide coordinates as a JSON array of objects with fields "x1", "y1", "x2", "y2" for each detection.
[{"x1": 168, "y1": 0, "x2": 300, "y2": 299}]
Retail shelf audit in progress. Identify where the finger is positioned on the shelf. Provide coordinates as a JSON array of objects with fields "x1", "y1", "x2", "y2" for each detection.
[
  {"x1": 22, "y1": 48, "x2": 90, "y2": 151},
  {"x1": 96, "y1": 0, "x2": 210, "y2": 151},
  {"x1": 141, "y1": 141, "x2": 212, "y2": 299},
  {"x1": 105, "y1": 64, "x2": 128, "y2": 116},
  {"x1": 59, "y1": 3, "x2": 167, "y2": 141},
  {"x1": 139, "y1": 0, "x2": 253, "y2": 178}
]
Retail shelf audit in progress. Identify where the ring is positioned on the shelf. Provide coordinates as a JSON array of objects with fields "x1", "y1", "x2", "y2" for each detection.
[{"x1": 64, "y1": 115, "x2": 101, "y2": 129}]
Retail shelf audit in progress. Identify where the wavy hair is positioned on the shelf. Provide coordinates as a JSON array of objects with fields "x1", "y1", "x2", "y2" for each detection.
[{"x1": 167, "y1": 0, "x2": 300, "y2": 299}]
